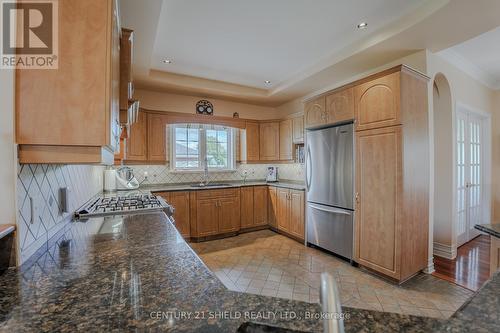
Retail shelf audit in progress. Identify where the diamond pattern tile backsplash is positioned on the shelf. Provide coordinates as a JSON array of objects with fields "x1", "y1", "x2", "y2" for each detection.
[
  {"x1": 129, "y1": 163, "x2": 305, "y2": 185},
  {"x1": 16, "y1": 164, "x2": 104, "y2": 264}
]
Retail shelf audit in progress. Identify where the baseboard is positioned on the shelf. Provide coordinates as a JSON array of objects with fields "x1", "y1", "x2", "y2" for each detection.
[
  {"x1": 423, "y1": 256, "x2": 435, "y2": 274},
  {"x1": 433, "y1": 242, "x2": 457, "y2": 259}
]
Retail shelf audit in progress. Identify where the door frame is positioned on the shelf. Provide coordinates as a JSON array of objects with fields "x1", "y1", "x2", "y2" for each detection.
[{"x1": 452, "y1": 101, "x2": 491, "y2": 247}]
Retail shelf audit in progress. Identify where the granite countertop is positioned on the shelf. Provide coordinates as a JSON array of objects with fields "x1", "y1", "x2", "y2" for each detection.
[
  {"x1": 475, "y1": 223, "x2": 500, "y2": 238},
  {"x1": 0, "y1": 212, "x2": 498, "y2": 332},
  {"x1": 141, "y1": 180, "x2": 306, "y2": 193}
]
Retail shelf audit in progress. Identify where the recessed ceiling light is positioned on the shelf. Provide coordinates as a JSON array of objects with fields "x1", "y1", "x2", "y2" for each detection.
[
  {"x1": 357, "y1": 22, "x2": 368, "y2": 29},
  {"x1": 264, "y1": 80, "x2": 271, "y2": 84},
  {"x1": 163, "y1": 59, "x2": 172, "y2": 64}
]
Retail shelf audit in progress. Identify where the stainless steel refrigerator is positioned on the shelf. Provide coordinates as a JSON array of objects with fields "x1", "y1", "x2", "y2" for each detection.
[{"x1": 306, "y1": 122, "x2": 354, "y2": 260}]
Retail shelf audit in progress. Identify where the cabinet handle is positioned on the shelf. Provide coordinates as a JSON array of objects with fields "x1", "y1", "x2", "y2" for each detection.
[{"x1": 355, "y1": 192, "x2": 360, "y2": 204}]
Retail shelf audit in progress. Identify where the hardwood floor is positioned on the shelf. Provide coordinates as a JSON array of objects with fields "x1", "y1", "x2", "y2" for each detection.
[{"x1": 433, "y1": 235, "x2": 491, "y2": 291}]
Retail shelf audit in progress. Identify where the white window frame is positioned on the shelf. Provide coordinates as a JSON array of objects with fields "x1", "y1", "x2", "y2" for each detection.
[{"x1": 170, "y1": 123, "x2": 237, "y2": 172}]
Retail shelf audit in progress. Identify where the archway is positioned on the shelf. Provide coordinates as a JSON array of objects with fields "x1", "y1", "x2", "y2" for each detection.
[{"x1": 432, "y1": 73, "x2": 455, "y2": 259}]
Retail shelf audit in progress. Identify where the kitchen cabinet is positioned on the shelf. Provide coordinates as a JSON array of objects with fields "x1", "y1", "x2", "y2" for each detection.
[
  {"x1": 354, "y1": 71, "x2": 400, "y2": 131},
  {"x1": 326, "y1": 88, "x2": 354, "y2": 124},
  {"x1": 292, "y1": 116, "x2": 304, "y2": 143},
  {"x1": 240, "y1": 187, "x2": 255, "y2": 228},
  {"x1": 147, "y1": 113, "x2": 168, "y2": 162},
  {"x1": 259, "y1": 122, "x2": 280, "y2": 161},
  {"x1": 279, "y1": 119, "x2": 293, "y2": 161},
  {"x1": 289, "y1": 190, "x2": 305, "y2": 239},
  {"x1": 268, "y1": 186, "x2": 278, "y2": 228},
  {"x1": 253, "y1": 186, "x2": 268, "y2": 226},
  {"x1": 242, "y1": 122, "x2": 260, "y2": 162},
  {"x1": 276, "y1": 188, "x2": 305, "y2": 240},
  {"x1": 355, "y1": 126, "x2": 402, "y2": 278},
  {"x1": 126, "y1": 111, "x2": 147, "y2": 162},
  {"x1": 304, "y1": 96, "x2": 326, "y2": 128},
  {"x1": 156, "y1": 191, "x2": 190, "y2": 238},
  {"x1": 241, "y1": 186, "x2": 268, "y2": 229},
  {"x1": 190, "y1": 188, "x2": 240, "y2": 240},
  {"x1": 16, "y1": 0, "x2": 121, "y2": 164},
  {"x1": 119, "y1": 28, "x2": 139, "y2": 126},
  {"x1": 353, "y1": 66, "x2": 429, "y2": 282}
]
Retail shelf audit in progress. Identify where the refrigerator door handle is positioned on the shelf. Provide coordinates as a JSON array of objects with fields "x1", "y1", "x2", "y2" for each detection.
[
  {"x1": 308, "y1": 203, "x2": 352, "y2": 216},
  {"x1": 306, "y1": 145, "x2": 312, "y2": 191}
]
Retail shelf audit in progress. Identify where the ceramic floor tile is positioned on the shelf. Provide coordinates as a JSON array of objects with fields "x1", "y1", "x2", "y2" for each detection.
[{"x1": 190, "y1": 230, "x2": 473, "y2": 318}]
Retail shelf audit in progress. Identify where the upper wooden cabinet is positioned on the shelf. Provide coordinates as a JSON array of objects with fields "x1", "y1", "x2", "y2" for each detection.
[
  {"x1": 304, "y1": 96, "x2": 326, "y2": 128},
  {"x1": 279, "y1": 119, "x2": 293, "y2": 161},
  {"x1": 147, "y1": 113, "x2": 168, "y2": 162},
  {"x1": 242, "y1": 122, "x2": 260, "y2": 162},
  {"x1": 16, "y1": 0, "x2": 120, "y2": 164},
  {"x1": 292, "y1": 116, "x2": 304, "y2": 144},
  {"x1": 259, "y1": 122, "x2": 280, "y2": 161},
  {"x1": 354, "y1": 71, "x2": 401, "y2": 131},
  {"x1": 326, "y1": 88, "x2": 354, "y2": 124},
  {"x1": 126, "y1": 111, "x2": 147, "y2": 162},
  {"x1": 119, "y1": 28, "x2": 139, "y2": 126}
]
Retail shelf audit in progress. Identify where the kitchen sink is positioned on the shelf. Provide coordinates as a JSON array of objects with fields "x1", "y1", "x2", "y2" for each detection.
[{"x1": 189, "y1": 183, "x2": 232, "y2": 188}]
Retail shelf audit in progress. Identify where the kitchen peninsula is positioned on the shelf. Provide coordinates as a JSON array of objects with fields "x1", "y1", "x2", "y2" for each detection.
[{"x1": 0, "y1": 212, "x2": 498, "y2": 332}]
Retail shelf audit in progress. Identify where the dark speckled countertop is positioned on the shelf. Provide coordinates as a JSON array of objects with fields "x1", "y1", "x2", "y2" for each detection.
[
  {"x1": 141, "y1": 180, "x2": 306, "y2": 193},
  {"x1": 0, "y1": 212, "x2": 498, "y2": 332},
  {"x1": 475, "y1": 223, "x2": 500, "y2": 238}
]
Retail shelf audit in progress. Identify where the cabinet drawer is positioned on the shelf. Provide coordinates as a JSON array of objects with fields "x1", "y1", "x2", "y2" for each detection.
[{"x1": 196, "y1": 188, "x2": 239, "y2": 199}]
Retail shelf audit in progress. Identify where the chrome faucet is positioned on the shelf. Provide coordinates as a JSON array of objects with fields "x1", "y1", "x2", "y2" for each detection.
[
  {"x1": 201, "y1": 156, "x2": 210, "y2": 186},
  {"x1": 320, "y1": 272, "x2": 345, "y2": 333}
]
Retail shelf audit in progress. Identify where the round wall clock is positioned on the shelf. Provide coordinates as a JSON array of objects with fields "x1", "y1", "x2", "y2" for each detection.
[{"x1": 196, "y1": 100, "x2": 214, "y2": 115}]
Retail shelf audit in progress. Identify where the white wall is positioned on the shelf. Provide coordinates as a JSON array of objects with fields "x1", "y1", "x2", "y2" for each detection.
[
  {"x1": 0, "y1": 69, "x2": 17, "y2": 226},
  {"x1": 426, "y1": 50, "x2": 497, "y2": 258}
]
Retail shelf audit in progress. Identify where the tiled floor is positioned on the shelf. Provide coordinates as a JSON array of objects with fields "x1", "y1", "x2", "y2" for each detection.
[{"x1": 190, "y1": 230, "x2": 474, "y2": 319}]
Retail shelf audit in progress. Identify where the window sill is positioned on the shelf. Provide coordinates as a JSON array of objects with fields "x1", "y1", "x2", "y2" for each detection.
[{"x1": 169, "y1": 169, "x2": 238, "y2": 174}]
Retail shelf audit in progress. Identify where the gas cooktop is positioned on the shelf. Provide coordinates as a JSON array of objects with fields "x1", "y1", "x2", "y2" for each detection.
[{"x1": 75, "y1": 194, "x2": 173, "y2": 219}]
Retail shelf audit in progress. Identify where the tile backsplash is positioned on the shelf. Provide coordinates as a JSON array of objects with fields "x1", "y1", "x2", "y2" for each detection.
[
  {"x1": 16, "y1": 164, "x2": 104, "y2": 264},
  {"x1": 130, "y1": 163, "x2": 305, "y2": 185}
]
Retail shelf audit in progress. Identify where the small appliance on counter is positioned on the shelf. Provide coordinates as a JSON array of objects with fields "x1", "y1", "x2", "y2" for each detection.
[
  {"x1": 116, "y1": 166, "x2": 140, "y2": 190},
  {"x1": 266, "y1": 166, "x2": 278, "y2": 182}
]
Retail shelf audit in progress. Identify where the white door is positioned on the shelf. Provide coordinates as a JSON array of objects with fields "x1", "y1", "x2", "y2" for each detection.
[{"x1": 456, "y1": 109, "x2": 485, "y2": 246}]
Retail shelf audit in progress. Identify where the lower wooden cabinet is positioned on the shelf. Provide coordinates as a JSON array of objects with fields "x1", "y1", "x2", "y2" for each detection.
[
  {"x1": 276, "y1": 188, "x2": 305, "y2": 240},
  {"x1": 190, "y1": 188, "x2": 240, "y2": 239},
  {"x1": 154, "y1": 191, "x2": 190, "y2": 238},
  {"x1": 268, "y1": 186, "x2": 278, "y2": 228},
  {"x1": 241, "y1": 186, "x2": 268, "y2": 229}
]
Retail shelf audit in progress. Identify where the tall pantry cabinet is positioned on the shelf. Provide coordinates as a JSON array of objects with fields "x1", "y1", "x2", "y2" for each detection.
[{"x1": 353, "y1": 66, "x2": 429, "y2": 282}]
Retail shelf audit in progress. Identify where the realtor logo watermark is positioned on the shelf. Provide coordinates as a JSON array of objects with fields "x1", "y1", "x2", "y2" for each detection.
[{"x1": 1, "y1": 0, "x2": 58, "y2": 69}]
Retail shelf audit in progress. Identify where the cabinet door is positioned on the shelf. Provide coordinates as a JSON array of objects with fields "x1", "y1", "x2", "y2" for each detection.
[
  {"x1": 126, "y1": 111, "x2": 147, "y2": 161},
  {"x1": 240, "y1": 187, "x2": 254, "y2": 228},
  {"x1": 276, "y1": 188, "x2": 290, "y2": 232},
  {"x1": 253, "y1": 186, "x2": 268, "y2": 226},
  {"x1": 289, "y1": 190, "x2": 305, "y2": 239},
  {"x1": 246, "y1": 122, "x2": 260, "y2": 162},
  {"x1": 109, "y1": 0, "x2": 121, "y2": 152},
  {"x1": 167, "y1": 191, "x2": 190, "y2": 238},
  {"x1": 354, "y1": 72, "x2": 400, "y2": 131},
  {"x1": 196, "y1": 198, "x2": 219, "y2": 237},
  {"x1": 355, "y1": 126, "x2": 402, "y2": 278},
  {"x1": 259, "y1": 122, "x2": 280, "y2": 161},
  {"x1": 326, "y1": 88, "x2": 354, "y2": 125},
  {"x1": 219, "y1": 196, "x2": 241, "y2": 233},
  {"x1": 147, "y1": 113, "x2": 167, "y2": 162},
  {"x1": 292, "y1": 116, "x2": 304, "y2": 143},
  {"x1": 304, "y1": 96, "x2": 326, "y2": 128},
  {"x1": 268, "y1": 186, "x2": 278, "y2": 228},
  {"x1": 279, "y1": 119, "x2": 293, "y2": 161}
]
